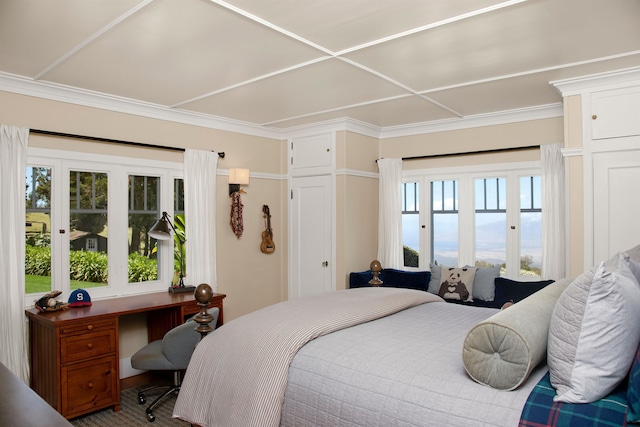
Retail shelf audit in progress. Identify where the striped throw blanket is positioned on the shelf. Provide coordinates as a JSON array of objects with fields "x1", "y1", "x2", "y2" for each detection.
[{"x1": 173, "y1": 287, "x2": 440, "y2": 427}]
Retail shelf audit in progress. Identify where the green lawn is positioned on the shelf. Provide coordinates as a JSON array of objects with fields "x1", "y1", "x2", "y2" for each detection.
[{"x1": 25, "y1": 275, "x2": 106, "y2": 294}]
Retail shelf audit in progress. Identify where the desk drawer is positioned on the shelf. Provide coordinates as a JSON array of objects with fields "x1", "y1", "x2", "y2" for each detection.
[
  {"x1": 61, "y1": 318, "x2": 116, "y2": 336},
  {"x1": 61, "y1": 330, "x2": 116, "y2": 364},
  {"x1": 61, "y1": 356, "x2": 118, "y2": 418}
]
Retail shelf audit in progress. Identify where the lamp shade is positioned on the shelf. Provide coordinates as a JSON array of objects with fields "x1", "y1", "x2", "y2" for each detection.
[
  {"x1": 229, "y1": 168, "x2": 250, "y2": 185},
  {"x1": 148, "y1": 214, "x2": 172, "y2": 240}
]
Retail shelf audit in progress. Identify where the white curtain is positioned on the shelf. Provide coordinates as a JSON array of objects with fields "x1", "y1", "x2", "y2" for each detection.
[
  {"x1": 541, "y1": 143, "x2": 566, "y2": 280},
  {"x1": 377, "y1": 158, "x2": 403, "y2": 269},
  {"x1": 184, "y1": 150, "x2": 219, "y2": 291},
  {"x1": 0, "y1": 124, "x2": 30, "y2": 381}
]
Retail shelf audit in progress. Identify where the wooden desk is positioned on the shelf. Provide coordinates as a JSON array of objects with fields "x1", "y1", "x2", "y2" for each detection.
[{"x1": 25, "y1": 291, "x2": 225, "y2": 419}]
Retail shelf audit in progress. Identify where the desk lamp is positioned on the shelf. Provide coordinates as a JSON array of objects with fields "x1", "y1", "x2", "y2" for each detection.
[{"x1": 149, "y1": 212, "x2": 194, "y2": 293}]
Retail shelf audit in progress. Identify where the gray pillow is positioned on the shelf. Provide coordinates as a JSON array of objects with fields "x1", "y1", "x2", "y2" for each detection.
[
  {"x1": 462, "y1": 277, "x2": 571, "y2": 390},
  {"x1": 548, "y1": 253, "x2": 640, "y2": 403},
  {"x1": 465, "y1": 265, "x2": 500, "y2": 301},
  {"x1": 427, "y1": 261, "x2": 441, "y2": 294}
]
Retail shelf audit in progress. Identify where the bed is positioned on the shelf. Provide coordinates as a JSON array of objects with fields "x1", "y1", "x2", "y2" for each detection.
[{"x1": 173, "y1": 253, "x2": 640, "y2": 427}]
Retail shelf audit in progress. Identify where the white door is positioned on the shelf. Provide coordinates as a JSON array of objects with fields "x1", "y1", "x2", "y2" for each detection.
[
  {"x1": 592, "y1": 149, "x2": 640, "y2": 264},
  {"x1": 290, "y1": 175, "x2": 332, "y2": 299}
]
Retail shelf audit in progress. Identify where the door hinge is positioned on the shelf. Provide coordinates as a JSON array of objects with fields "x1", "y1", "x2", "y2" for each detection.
[{"x1": 290, "y1": 189, "x2": 293, "y2": 199}]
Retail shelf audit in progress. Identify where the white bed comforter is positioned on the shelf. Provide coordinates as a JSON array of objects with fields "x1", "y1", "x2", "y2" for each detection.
[
  {"x1": 281, "y1": 301, "x2": 547, "y2": 427},
  {"x1": 173, "y1": 287, "x2": 440, "y2": 427}
]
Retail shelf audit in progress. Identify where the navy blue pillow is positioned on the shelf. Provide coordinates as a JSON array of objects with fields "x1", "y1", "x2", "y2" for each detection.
[
  {"x1": 349, "y1": 270, "x2": 377, "y2": 288},
  {"x1": 349, "y1": 269, "x2": 430, "y2": 292},
  {"x1": 382, "y1": 269, "x2": 430, "y2": 291},
  {"x1": 494, "y1": 277, "x2": 554, "y2": 306}
]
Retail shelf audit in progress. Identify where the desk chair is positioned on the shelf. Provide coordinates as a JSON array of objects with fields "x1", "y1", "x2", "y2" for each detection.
[{"x1": 131, "y1": 307, "x2": 219, "y2": 422}]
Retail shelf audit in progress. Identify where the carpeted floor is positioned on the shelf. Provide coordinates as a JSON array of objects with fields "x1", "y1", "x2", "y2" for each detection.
[{"x1": 69, "y1": 387, "x2": 189, "y2": 426}]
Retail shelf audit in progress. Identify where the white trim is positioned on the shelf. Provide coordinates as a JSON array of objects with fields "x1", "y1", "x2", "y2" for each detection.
[
  {"x1": 3, "y1": 72, "x2": 563, "y2": 142},
  {"x1": 561, "y1": 147, "x2": 583, "y2": 157},
  {"x1": 335, "y1": 168, "x2": 378, "y2": 179},
  {"x1": 0, "y1": 72, "x2": 284, "y2": 140},
  {"x1": 379, "y1": 104, "x2": 563, "y2": 138},
  {"x1": 552, "y1": 66, "x2": 640, "y2": 96}
]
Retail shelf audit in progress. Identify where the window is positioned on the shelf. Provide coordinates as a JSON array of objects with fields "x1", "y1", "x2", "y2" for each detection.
[
  {"x1": 401, "y1": 182, "x2": 419, "y2": 267},
  {"x1": 25, "y1": 148, "x2": 183, "y2": 300},
  {"x1": 474, "y1": 177, "x2": 506, "y2": 269},
  {"x1": 403, "y1": 162, "x2": 542, "y2": 279},
  {"x1": 25, "y1": 166, "x2": 52, "y2": 294},
  {"x1": 431, "y1": 180, "x2": 459, "y2": 266}
]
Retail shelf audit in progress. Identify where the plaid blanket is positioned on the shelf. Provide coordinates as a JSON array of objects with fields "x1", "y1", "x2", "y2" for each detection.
[{"x1": 519, "y1": 372, "x2": 628, "y2": 427}]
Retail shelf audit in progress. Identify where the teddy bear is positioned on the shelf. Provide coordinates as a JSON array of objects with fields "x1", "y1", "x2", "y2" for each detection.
[
  {"x1": 34, "y1": 290, "x2": 70, "y2": 312},
  {"x1": 438, "y1": 268, "x2": 471, "y2": 301}
]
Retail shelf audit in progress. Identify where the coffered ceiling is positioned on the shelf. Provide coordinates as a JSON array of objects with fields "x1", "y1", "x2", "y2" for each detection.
[{"x1": 1, "y1": 0, "x2": 639, "y2": 134}]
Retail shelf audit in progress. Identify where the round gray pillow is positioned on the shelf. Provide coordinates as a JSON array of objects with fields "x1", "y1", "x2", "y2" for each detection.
[{"x1": 462, "y1": 277, "x2": 571, "y2": 390}]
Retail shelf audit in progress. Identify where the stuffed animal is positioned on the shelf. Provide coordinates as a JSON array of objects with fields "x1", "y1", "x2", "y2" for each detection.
[
  {"x1": 438, "y1": 268, "x2": 471, "y2": 301},
  {"x1": 34, "y1": 290, "x2": 70, "y2": 312}
]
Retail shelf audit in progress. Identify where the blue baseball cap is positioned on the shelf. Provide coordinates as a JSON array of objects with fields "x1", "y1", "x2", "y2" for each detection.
[{"x1": 68, "y1": 289, "x2": 92, "y2": 307}]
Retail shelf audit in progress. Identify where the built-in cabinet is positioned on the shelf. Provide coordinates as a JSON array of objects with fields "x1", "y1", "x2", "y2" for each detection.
[
  {"x1": 590, "y1": 86, "x2": 640, "y2": 140},
  {"x1": 289, "y1": 132, "x2": 335, "y2": 299},
  {"x1": 561, "y1": 70, "x2": 640, "y2": 268}
]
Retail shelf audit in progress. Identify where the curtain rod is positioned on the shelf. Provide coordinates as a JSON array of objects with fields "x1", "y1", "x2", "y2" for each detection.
[
  {"x1": 29, "y1": 129, "x2": 225, "y2": 158},
  {"x1": 376, "y1": 145, "x2": 538, "y2": 162}
]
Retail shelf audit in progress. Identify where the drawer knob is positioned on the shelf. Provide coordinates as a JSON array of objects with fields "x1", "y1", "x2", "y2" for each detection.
[
  {"x1": 87, "y1": 325, "x2": 94, "y2": 330},
  {"x1": 87, "y1": 343, "x2": 93, "y2": 349},
  {"x1": 88, "y1": 382, "x2": 94, "y2": 389}
]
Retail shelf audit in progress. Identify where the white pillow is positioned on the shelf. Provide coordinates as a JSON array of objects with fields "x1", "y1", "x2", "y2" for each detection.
[{"x1": 548, "y1": 253, "x2": 640, "y2": 403}]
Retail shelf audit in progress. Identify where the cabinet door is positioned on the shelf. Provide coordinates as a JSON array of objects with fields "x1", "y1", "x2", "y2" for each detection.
[
  {"x1": 592, "y1": 150, "x2": 640, "y2": 263},
  {"x1": 61, "y1": 356, "x2": 118, "y2": 417},
  {"x1": 591, "y1": 87, "x2": 640, "y2": 139},
  {"x1": 290, "y1": 175, "x2": 333, "y2": 299},
  {"x1": 291, "y1": 133, "x2": 333, "y2": 176}
]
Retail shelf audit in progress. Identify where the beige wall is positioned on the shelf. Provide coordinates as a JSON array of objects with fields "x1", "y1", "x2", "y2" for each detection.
[
  {"x1": 7, "y1": 89, "x2": 580, "y2": 364},
  {"x1": 381, "y1": 117, "x2": 563, "y2": 168},
  {"x1": 562, "y1": 95, "x2": 585, "y2": 278},
  {"x1": 335, "y1": 131, "x2": 379, "y2": 289},
  {"x1": 2, "y1": 90, "x2": 287, "y2": 360}
]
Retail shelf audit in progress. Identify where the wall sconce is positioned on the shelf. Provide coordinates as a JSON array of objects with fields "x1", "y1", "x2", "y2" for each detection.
[{"x1": 228, "y1": 168, "x2": 250, "y2": 195}]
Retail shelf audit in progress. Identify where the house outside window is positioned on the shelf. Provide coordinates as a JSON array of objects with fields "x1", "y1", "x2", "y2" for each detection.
[
  {"x1": 402, "y1": 162, "x2": 542, "y2": 279},
  {"x1": 25, "y1": 148, "x2": 184, "y2": 301}
]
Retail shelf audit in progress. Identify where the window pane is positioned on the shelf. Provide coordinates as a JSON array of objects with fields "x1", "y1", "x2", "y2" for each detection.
[
  {"x1": 173, "y1": 179, "x2": 186, "y2": 285},
  {"x1": 475, "y1": 211, "x2": 506, "y2": 268},
  {"x1": 402, "y1": 182, "x2": 419, "y2": 267},
  {"x1": 432, "y1": 180, "x2": 458, "y2": 265},
  {"x1": 69, "y1": 171, "x2": 108, "y2": 289},
  {"x1": 25, "y1": 167, "x2": 52, "y2": 294},
  {"x1": 475, "y1": 178, "x2": 506, "y2": 268},
  {"x1": 520, "y1": 176, "x2": 542, "y2": 276},
  {"x1": 128, "y1": 175, "x2": 160, "y2": 284}
]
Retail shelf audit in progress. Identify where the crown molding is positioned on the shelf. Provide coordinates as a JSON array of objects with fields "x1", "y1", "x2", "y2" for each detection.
[
  {"x1": 379, "y1": 103, "x2": 563, "y2": 139},
  {"x1": 2, "y1": 71, "x2": 564, "y2": 142},
  {"x1": 552, "y1": 66, "x2": 640, "y2": 96},
  {"x1": 0, "y1": 72, "x2": 285, "y2": 140},
  {"x1": 283, "y1": 117, "x2": 382, "y2": 139}
]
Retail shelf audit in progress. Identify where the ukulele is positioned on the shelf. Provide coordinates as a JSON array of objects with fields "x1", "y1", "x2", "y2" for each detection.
[{"x1": 260, "y1": 205, "x2": 276, "y2": 254}]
